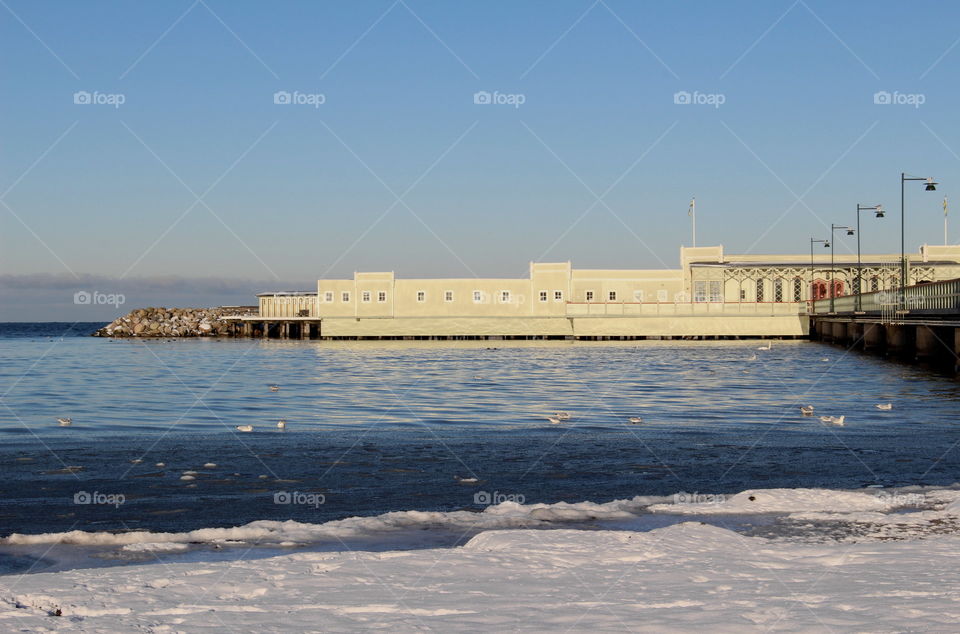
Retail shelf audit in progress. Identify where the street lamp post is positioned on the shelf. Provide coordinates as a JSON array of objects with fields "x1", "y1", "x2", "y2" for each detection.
[
  {"x1": 855, "y1": 204, "x2": 884, "y2": 312},
  {"x1": 900, "y1": 173, "x2": 938, "y2": 309},
  {"x1": 810, "y1": 238, "x2": 829, "y2": 305},
  {"x1": 830, "y1": 224, "x2": 855, "y2": 313}
]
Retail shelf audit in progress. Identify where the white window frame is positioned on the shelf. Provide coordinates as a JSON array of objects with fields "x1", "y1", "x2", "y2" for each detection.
[
  {"x1": 444, "y1": 290, "x2": 454, "y2": 303},
  {"x1": 500, "y1": 290, "x2": 511, "y2": 304},
  {"x1": 378, "y1": 291, "x2": 387, "y2": 303},
  {"x1": 608, "y1": 290, "x2": 617, "y2": 301},
  {"x1": 633, "y1": 290, "x2": 644, "y2": 302},
  {"x1": 361, "y1": 290, "x2": 371, "y2": 303},
  {"x1": 656, "y1": 289, "x2": 668, "y2": 302},
  {"x1": 473, "y1": 290, "x2": 483, "y2": 303},
  {"x1": 553, "y1": 290, "x2": 563, "y2": 302},
  {"x1": 539, "y1": 290, "x2": 548, "y2": 302},
  {"x1": 709, "y1": 280, "x2": 722, "y2": 303},
  {"x1": 324, "y1": 291, "x2": 333, "y2": 303},
  {"x1": 693, "y1": 281, "x2": 707, "y2": 303},
  {"x1": 416, "y1": 290, "x2": 426, "y2": 303},
  {"x1": 341, "y1": 291, "x2": 350, "y2": 303},
  {"x1": 585, "y1": 290, "x2": 595, "y2": 302}
]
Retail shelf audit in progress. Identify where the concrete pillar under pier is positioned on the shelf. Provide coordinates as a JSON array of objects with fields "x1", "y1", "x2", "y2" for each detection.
[
  {"x1": 301, "y1": 321, "x2": 310, "y2": 339},
  {"x1": 846, "y1": 322, "x2": 863, "y2": 348},
  {"x1": 885, "y1": 324, "x2": 913, "y2": 357},
  {"x1": 916, "y1": 326, "x2": 938, "y2": 360},
  {"x1": 863, "y1": 322, "x2": 885, "y2": 351}
]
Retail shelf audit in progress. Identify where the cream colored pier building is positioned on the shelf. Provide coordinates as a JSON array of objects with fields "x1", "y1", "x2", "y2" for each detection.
[{"x1": 237, "y1": 245, "x2": 960, "y2": 340}]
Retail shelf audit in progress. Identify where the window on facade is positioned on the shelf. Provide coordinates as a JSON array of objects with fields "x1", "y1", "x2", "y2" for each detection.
[
  {"x1": 324, "y1": 291, "x2": 333, "y2": 303},
  {"x1": 554, "y1": 290, "x2": 563, "y2": 301},
  {"x1": 378, "y1": 291, "x2": 387, "y2": 303},
  {"x1": 774, "y1": 278, "x2": 783, "y2": 303},
  {"x1": 539, "y1": 291, "x2": 548, "y2": 302},
  {"x1": 585, "y1": 290, "x2": 595, "y2": 302},
  {"x1": 852, "y1": 277, "x2": 861, "y2": 295},
  {"x1": 657, "y1": 289, "x2": 668, "y2": 302},
  {"x1": 361, "y1": 291, "x2": 371, "y2": 303},
  {"x1": 709, "y1": 280, "x2": 722, "y2": 303},
  {"x1": 889, "y1": 275, "x2": 898, "y2": 290},
  {"x1": 633, "y1": 290, "x2": 644, "y2": 302},
  {"x1": 756, "y1": 280, "x2": 764, "y2": 302},
  {"x1": 793, "y1": 278, "x2": 802, "y2": 302},
  {"x1": 473, "y1": 290, "x2": 482, "y2": 303},
  {"x1": 416, "y1": 291, "x2": 426, "y2": 302},
  {"x1": 500, "y1": 291, "x2": 511, "y2": 303},
  {"x1": 444, "y1": 290, "x2": 454, "y2": 302},
  {"x1": 870, "y1": 276, "x2": 879, "y2": 292},
  {"x1": 341, "y1": 292, "x2": 350, "y2": 303},
  {"x1": 693, "y1": 281, "x2": 707, "y2": 303},
  {"x1": 608, "y1": 291, "x2": 617, "y2": 301},
  {"x1": 740, "y1": 289, "x2": 746, "y2": 301}
]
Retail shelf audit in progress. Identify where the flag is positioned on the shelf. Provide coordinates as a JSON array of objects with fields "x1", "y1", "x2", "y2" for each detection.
[
  {"x1": 944, "y1": 196, "x2": 949, "y2": 217},
  {"x1": 688, "y1": 197, "x2": 695, "y2": 217}
]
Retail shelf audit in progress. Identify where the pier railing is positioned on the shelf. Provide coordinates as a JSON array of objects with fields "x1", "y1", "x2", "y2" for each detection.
[{"x1": 810, "y1": 277, "x2": 960, "y2": 317}]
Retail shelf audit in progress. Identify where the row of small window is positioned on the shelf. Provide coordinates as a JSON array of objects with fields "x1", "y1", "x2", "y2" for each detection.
[{"x1": 320, "y1": 290, "x2": 558, "y2": 304}]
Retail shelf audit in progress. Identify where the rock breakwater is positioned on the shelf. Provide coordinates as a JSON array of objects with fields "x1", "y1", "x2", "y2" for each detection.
[{"x1": 93, "y1": 307, "x2": 254, "y2": 338}]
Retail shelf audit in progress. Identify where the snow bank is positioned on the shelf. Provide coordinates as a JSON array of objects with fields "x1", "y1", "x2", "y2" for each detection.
[
  {"x1": 5, "y1": 521, "x2": 960, "y2": 631},
  {"x1": 649, "y1": 487, "x2": 918, "y2": 515}
]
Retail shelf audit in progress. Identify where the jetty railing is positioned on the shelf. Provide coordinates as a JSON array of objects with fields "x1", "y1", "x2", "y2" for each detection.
[
  {"x1": 565, "y1": 301, "x2": 805, "y2": 317},
  {"x1": 810, "y1": 277, "x2": 960, "y2": 317}
]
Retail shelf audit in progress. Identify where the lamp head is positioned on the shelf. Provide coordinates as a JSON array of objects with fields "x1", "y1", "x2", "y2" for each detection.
[
  {"x1": 846, "y1": 228, "x2": 855, "y2": 236},
  {"x1": 824, "y1": 241, "x2": 830, "y2": 248},
  {"x1": 926, "y1": 178, "x2": 938, "y2": 191},
  {"x1": 875, "y1": 204, "x2": 884, "y2": 218}
]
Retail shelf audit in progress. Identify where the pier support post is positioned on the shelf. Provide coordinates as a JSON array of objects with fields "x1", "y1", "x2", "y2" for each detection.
[
  {"x1": 916, "y1": 326, "x2": 938, "y2": 360},
  {"x1": 885, "y1": 324, "x2": 912, "y2": 356},
  {"x1": 863, "y1": 323, "x2": 885, "y2": 351}
]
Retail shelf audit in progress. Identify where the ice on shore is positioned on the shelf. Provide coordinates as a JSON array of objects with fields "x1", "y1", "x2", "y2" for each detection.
[{"x1": 5, "y1": 517, "x2": 960, "y2": 631}]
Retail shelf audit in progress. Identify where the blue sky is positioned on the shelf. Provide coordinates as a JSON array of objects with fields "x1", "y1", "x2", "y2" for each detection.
[{"x1": 2, "y1": 0, "x2": 959, "y2": 320}]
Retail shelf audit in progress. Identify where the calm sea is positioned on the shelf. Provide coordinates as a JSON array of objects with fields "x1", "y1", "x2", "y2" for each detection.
[{"x1": 1, "y1": 322, "x2": 959, "y2": 570}]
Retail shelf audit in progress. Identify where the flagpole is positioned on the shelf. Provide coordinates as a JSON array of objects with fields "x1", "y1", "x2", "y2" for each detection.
[
  {"x1": 690, "y1": 197, "x2": 696, "y2": 247},
  {"x1": 945, "y1": 196, "x2": 949, "y2": 245}
]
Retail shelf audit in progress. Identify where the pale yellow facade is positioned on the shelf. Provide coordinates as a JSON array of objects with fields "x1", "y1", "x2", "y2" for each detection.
[{"x1": 254, "y1": 244, "x2": 960, "y2": 338}]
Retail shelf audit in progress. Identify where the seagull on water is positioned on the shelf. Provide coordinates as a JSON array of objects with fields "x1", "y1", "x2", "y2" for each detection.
[
  {"x1": 800, "y1": 405, "x2": 815, "y2": 416},
  {"x1": 546, "y1": 416, "x2": 563, "y2": 424},
  {"x1": 628, "y1": 417, "x2": 642, "y2": 424},
  {"x1": 268, "y1": 385, "x2": 280, "y2": 392},
  {"x1": 756, "y1": 342, "x2": 772, "y2": 351},
  {"x1": 747, "y1": 353, "x2": 758, "y2": 361},
  {"x1": 820, "y1": 415, "x2": 845, "y2": 425},
  {"x1": 875, "y1": 403, "x2": 893, "y2": 411},
  {"x1": 236, "y1": 425, "x2": 254, "y2": 432},
  {"x1": 56, "y1": 417, "x2": 72, "y2": 426},
  {"x1": 454, "y1": 475, "x2": 479, "y2": 483},
  {"x1": 277, "y1": 419, "x2": 286, "y2": 429},
  {"x1": 555, "y1": 411, "x2": 571, "y2": 420}
]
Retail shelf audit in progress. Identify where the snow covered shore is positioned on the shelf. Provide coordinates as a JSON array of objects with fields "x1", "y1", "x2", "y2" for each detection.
[{"x1": 4, "y1": 487, "x2": 960, "y2": 631}]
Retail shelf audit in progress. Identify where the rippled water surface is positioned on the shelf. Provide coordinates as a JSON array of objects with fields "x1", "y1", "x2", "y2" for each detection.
[{"x1": 2, "y1": 322, "x2": 960, "y2": 545}]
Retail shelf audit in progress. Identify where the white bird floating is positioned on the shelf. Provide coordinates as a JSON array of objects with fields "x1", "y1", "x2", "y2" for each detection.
[
  {"x1": 546, "y1": 416, "x2": 562, "y2": 424},
  {"x1": 277, "y1": 419, "x2": 286, "y2": 429},
  {"x1": 821, "y1": 357, "x2": 830, "y2": 362},
  {"x1": 800, "y1": 406, "x2": 815, "y2": 416},
  {"x1": 747, "y1": 353, "x2": 758, "y2": 361},
  {"x1": 875, "y1": 403, "x2": 893, "y2": 411},
  {"x1": 820, "y1": 415, "x2": 845, "y2": 426},
  {"x1": 555, "y1": 411, "x2": 571, "y2": 420},
  {"x1": 628, "y1": 417, "x2": 643, "y2": 424},
  {"x1": 56, "y1": 417, "x2": 72, "y2": 426},
  {"x1": 236, "y1": 425, "x2": 254, "y2": 432},
  {"x1": 268, "y1": 385, "x2": 280, "y2": 392},
  {"x1": 454, "y1": 475, "x2": 479, "y2": 483},
  {"x1": 757, "y1": 342, "x2": 772, "y2": 351}
]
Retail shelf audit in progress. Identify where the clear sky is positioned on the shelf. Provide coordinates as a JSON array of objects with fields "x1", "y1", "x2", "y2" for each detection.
[{"x1": 2, "y1": 0, "x2": 959, "y2": 320}]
